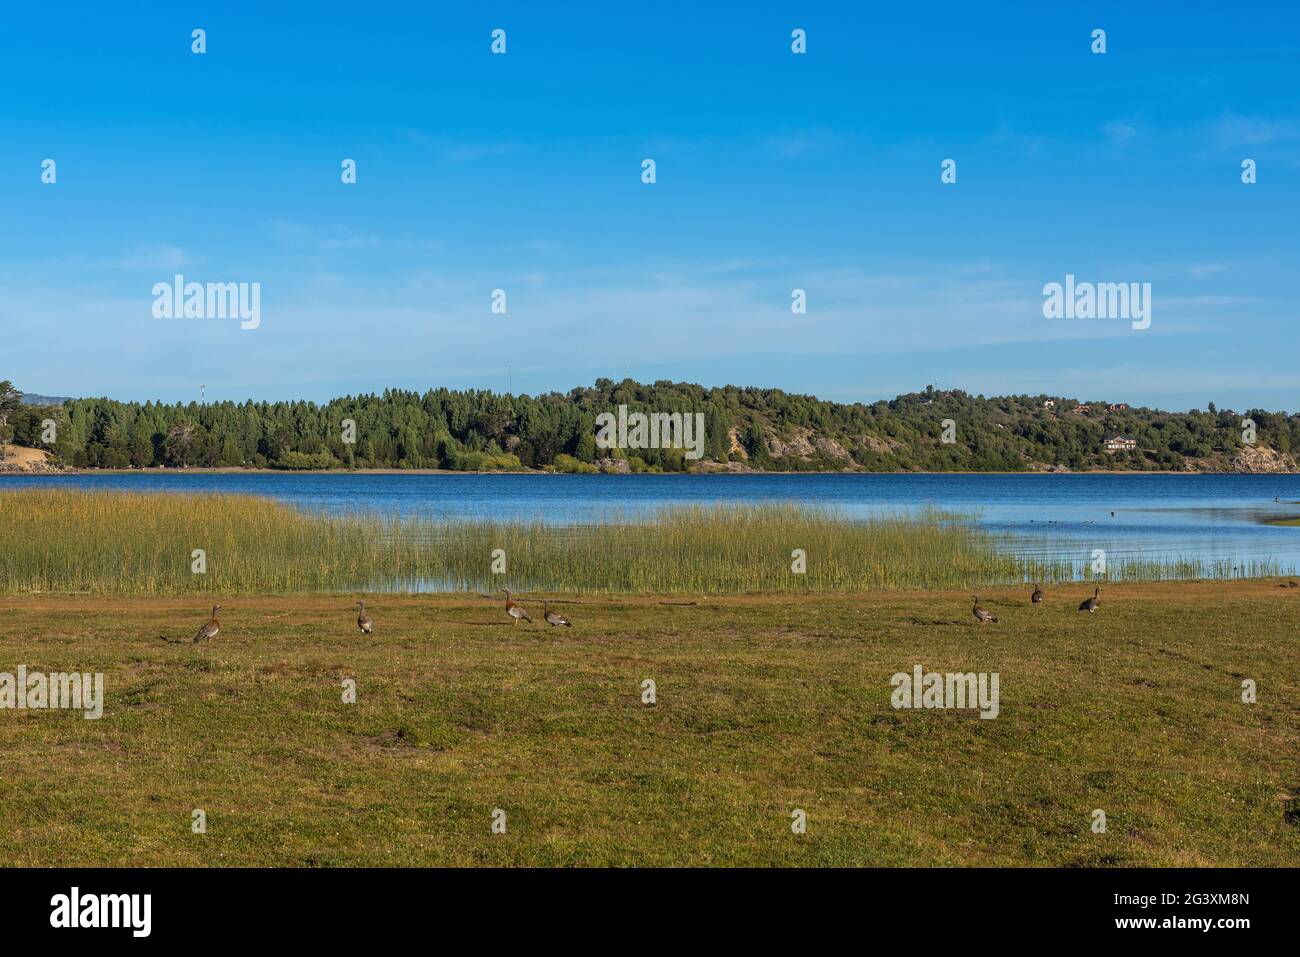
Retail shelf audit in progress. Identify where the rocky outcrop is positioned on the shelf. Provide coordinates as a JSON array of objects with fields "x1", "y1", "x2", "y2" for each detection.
[
  {"x1": 766, "y1": 428, "x2": 817, "y2": 459},
  {"x1": 692, "y1": 458, "x2": 758, "y2": 473},
  {"x1": 597, "y1": 456, "x2": 632, "y2": 474},
  {"x1": 760, "y1": 428, "x2": 854, "y2": 462},
  {"x1": 813, "y1": 436, "x2": 852, "y2": 461},
  {"x1": 1227, "y1": 445, "x2": 1298, "y2": 473},
  {"x1": 0, "y1": 445, "x2": 64, "y2": 473},
  {"x1": 859, "y1": 434, "x2": 901, "y2": 456}
]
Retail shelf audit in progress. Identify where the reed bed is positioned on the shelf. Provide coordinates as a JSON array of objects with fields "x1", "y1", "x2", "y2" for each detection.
[{"x1": 0, "y1": 489, "x2": 1273, "y2": 595}]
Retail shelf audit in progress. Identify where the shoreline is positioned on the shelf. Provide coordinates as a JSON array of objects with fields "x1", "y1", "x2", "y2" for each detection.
[{"x1": 5, "y1": 465, "x2": 1300, "y2": 478}]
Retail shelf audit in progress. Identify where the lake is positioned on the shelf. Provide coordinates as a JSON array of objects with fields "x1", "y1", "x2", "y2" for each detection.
[{"x1": 4, "y1": 471, "x2": 1300, "y2": 576}]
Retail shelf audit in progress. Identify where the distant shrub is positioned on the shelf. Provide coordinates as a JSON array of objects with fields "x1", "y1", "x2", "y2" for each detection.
[
  {"x1": 626, "y1": 456, "x2": 662, "y2": 473},
  {"x1": 553, "y1": 453, "x2": 599, "y2": 474},
  {"x1": 451, "y1": 450, "x2": 523, "y2": 471},
  {"x1": 274, "y1": 450, "x2": 339, "y2": 470}
]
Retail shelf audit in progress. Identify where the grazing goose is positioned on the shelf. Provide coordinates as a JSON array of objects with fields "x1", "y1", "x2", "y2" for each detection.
[
  {"x1": 504, "y1": 589, "x2": 532, "y2": 625},
  {"x1": 356, "y1": 600, "x2": 373, "y2": 635},
  {"x1": 1078, "y1": 587, "x2": 1102, "y2": 612},
  {"x1": 971, "y1": 596, "x2": 998, "y2": 623},
  {"x1": 1031, "y1": 583, "x2": 1044, "y2": 604},
  {"x1": 543, "y1": 601, "x2": 572, "y2": 627},
  {"x1": 193, "y1": 604, "x2": 221, "y2": 642}
]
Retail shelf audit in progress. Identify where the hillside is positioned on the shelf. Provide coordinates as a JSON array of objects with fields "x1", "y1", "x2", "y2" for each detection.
[
  {"x1": 1, "y1": 379, "x2": 1297, "y2": 473},
  {"x1": 0, "y1": 444, "x2": 57, "y2": 473}
]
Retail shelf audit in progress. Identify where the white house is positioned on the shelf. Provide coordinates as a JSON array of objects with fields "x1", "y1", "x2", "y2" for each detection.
[{"x1": 1102, "y1": 436, "x2": 1137, "y2": 453}]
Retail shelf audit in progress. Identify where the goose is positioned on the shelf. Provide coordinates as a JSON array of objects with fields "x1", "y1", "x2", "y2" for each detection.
[
  {"x1": 193, "y1": 604, "x2": 221, "y2": 642},
  {"x1": 356, "y1": 600, "x2": 373, "y2": 635},
  {"x1": 1031, "y1": 584, "x2": 1044, "y2": 604},
  {"x1": 971, "y1": 596, "x2": 998, "y2": 623},
  {"x1": 543, "y1": 601, "x2": 572, "y2": 627},
  {"x1": 504, "y1": 589, "x2": 532, "y2": 625},
  {"x1": 1078, "y1": 587, "x2": 1102, "y2": 612}
]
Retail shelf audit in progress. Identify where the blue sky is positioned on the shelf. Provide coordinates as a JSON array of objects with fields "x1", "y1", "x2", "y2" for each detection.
[{"x1": 2, "y1": 1, "x2": 1298, "y2": 410}]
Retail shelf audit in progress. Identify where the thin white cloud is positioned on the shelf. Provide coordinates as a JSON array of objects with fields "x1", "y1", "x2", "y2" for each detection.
[
  {"x1": 401, "y1": 131, "x2": 522, "y2": 163},
  {"x1": 1100, "y1": 119, "x2": 1140, "y2": 147},
  {"x1": 110, "y1": 244, "x2": 189, "y2": 271},
  {"x1": 761, "y1": 126, "x2": 843, "y2": 159},
  {"x1": 1, "y1": 253, "x2": 1291, "y2": 404},
  {"x1": 1215, "y1": 112, "x2": 1300, "y2": 146},
  {"x1": 269, "y1": 220, "x2": 382, "y2": 251}
]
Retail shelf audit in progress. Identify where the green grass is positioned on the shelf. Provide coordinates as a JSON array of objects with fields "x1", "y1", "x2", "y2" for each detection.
[
  {"x1": 0, "y1": 489, "x2": 1279, "y2": 595},
  {"x1": 1, "y1": 583, "x2": 1296, "y2": 866}
]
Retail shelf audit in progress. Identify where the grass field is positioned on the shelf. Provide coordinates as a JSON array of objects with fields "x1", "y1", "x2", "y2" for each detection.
[{"x1": 2, "y1": 582, "x2": 1297, "y2": 866}]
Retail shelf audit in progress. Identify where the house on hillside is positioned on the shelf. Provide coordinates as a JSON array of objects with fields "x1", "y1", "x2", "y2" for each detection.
[
  {"x1": 1102, "y1": 435, "x2": 1137, "y2": 454},
  {"x1": 1106, "y1": 403, "x2": 1130, "y2": 412},
  {"x1": 1042, "y1": 400, "x2": 1056, "y2": 409}
]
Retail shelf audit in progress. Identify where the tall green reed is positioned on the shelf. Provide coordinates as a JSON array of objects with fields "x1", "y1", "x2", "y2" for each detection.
[{"x1": 0, "y1": 489, "x2": 1276, "y2": 595}]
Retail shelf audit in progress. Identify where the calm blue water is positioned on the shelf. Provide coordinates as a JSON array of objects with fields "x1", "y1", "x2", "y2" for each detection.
[{"x1": 5, "y1": 472, "x2": 1300, "y2": 573}]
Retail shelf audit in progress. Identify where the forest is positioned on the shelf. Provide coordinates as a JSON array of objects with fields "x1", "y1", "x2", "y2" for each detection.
[{"x1": 1, "y1": 378, "x2": 1296, "y2": 472}]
